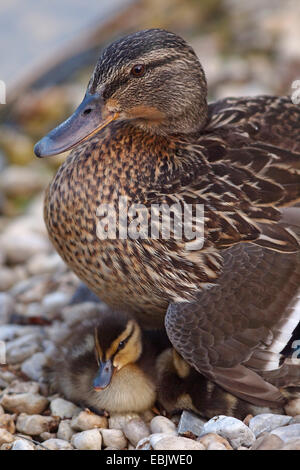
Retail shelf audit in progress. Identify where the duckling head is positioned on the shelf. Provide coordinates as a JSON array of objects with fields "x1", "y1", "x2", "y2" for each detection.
[
  {"x1": 35, "y1": 29, "x2": 207, "y2": 157},
  {"x1": 92, "y1": 314, "x2": 142, "y2": 390}
]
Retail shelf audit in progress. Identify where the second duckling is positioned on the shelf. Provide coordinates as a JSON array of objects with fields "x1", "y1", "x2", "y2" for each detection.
[
  {"x1": 156, "y1": 348, "x2": 294, "y2": 420},
  {"x1": 48, "y1": 311, "x2": 169, "y2": 414}
]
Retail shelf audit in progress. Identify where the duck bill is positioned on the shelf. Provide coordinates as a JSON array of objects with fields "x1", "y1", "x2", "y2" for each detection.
[
  {"x1": 93, "y1": 359, "x2": 115, "y2": 390},
  {"x1": 34, "y1": 93, "x2": 119, "y2": 158}
]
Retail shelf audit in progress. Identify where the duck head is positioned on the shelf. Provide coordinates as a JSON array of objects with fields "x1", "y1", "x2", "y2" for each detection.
[
  {"x1": 92, "y1": 314, "x2": 142, "y2": 390},
  {"x1": 34, "y1": 28, "x2": 208, "y2": 157}
]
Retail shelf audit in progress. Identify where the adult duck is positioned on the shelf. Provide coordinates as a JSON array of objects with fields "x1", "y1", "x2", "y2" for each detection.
[{"x1": 35, "y1": 29, "x2": 300, "y2": 408}]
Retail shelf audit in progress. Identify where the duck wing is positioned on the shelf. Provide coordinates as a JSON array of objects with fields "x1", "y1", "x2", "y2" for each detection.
[
  {"x1": 165, "y1": 227, "x2": 300, "y2": 407},
  {"x1": 207, "y1": 95, "x2": 300, "y2": 153}
]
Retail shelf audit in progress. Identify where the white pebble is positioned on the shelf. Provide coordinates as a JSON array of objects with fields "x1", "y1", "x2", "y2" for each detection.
[
  {"x1": 123, "y1": 418, "x2": 150, "y2": 447},
  {"x1": 101, "y1": 429, "x2": 127, "y2": 449},
  {"x1": 21, "y1": 352, "x2": 48, "y2": 381},
  {"x1": 150, "y1": 416, "x2": 176, "y2": 435},
  {"x1": 71, "y1": 429, "x2": 102, "y2": 450},
  {"x1": 50, "y1": 398, "x2": 81, "y2": 419},
  {"x1": 249, "y1": 413, "x2": 292, "y2": 437},
  {"x1": 42, "y1": 438, "x2": 74, "y2": 450},
  {"x1": 153, "y1": 435, "x2": 205, "y2": 450},
  {"x1": 71, "y1": 410, "x2": 108, "y2": 431},
  {"x1": 11, "y1": 439, "x2": 36, "y2": 450},
  {"x1": 200, "y1": 415, "x2": 255, "y2": 449},
  {"x1": 1, "y1": 392, "x2": 48, "y2": 415},
  {"x1": 16, "y1": 413, "x2": 56, "y2": 436}
]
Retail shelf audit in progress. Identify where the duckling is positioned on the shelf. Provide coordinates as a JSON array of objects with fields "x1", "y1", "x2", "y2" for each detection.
[
  {"x1": 35, "y1": 29, "x2": 300, "y2": 407},
  {"x1": 47, "y1": 311, "x2": 169, "y2": 414},
  {"x1": 157, "y1": 348, "x2": 299, "y2": 421}
]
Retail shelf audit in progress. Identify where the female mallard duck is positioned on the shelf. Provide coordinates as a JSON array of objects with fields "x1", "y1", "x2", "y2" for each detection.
[
  {"x1": 47, "y1": 311, "x2": 169, "y2": 414},
  {"x1": 35, "y1": 29, "x2": 300, "y2": 408}
]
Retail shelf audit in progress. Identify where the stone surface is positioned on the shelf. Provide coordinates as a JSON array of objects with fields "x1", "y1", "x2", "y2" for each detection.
[
  {"x1": 271, "y1": 424, "x2": 300, "y2": 443},
  {"x1": 150, "y1": 416, "x2": 177, "y2": 435},
  {"x1": 0, "y1": 414, "x2": 16, "y2": 434},
  {"x1": 50, "y1": 398, "x2": 80, "y2": 419},
  {"x1": 153, "y1": 435, "x2": 205, "y2": 450},
  {"x1": 21, "y1": 352, "x2": 48, "y2": 381},
  {"x1": 0, "y1": 292, "x2": 14, "y2": 323},
  {"x1": 71, "y1": 410, "x2": 108, "y2": 431},
  {"x1": 251, "y1": 433, "x2": 284, "y2": 450},
  {"x1": 0, "y1": 393, "x2": 49, "y2": 415},
  {"x1": 200, "y1": 415, "x2": 255, "y2": 449},
  {"x1": 42, "y1": 438, "x2": 74, "y2": 450},
  {"x1": 123, "y1": 418, "x2": 151, "y2": 447},
  {"x1": 0, "y1": 428, "x2": 14, "y2": 445},
  {"x1": 249, "y1": 413, "x2": 292, "y2": 437},
  {"x1": 198, "y1": 432, "x2": 233, "y2": 450},
  {"x1": 108, "y1": 413, "x2": 140, "y2": 430},
  {"x1": 11, "y1": 439, "x2": 36, "y2": 450},
  {"x1": 57, "y1": 419, "x2": 75, "y2": 441},
  {"x1": 280, "y1": 439, "x2": 300, "y2": 450},
  {"x1": 71, "y1": 429, "x2": 102, "y2": 450},
  {"x1": 101, "y1": 429, "x2": 127, "y2": 449},
  {"x1": 178, "y1": 410, "x2": 206, "y2": 437},
  {"x1": 136, "y1": 436, "x2": 152, "y2": 450},
  {"x1": 5, "y1": 333, "x2": 42, "y2": 364},
  {"x1": 16, "y1": 413, "x2": 57, "y2": 436}
]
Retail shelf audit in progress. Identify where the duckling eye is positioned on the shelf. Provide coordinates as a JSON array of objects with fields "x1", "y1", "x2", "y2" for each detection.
[
  {"x1": 130, "y1": 64, "x2": 145, "y2": 77},
  {"x1": 117, "y1": 340, "x2": 125, "y2": 351}
]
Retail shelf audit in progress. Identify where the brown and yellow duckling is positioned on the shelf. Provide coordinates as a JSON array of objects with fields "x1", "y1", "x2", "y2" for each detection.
[
  {"x1": 35, "y1": 29, "x2": 300, "y2": 408},
  {"x1": 48, "y1": 311, "x2": 169, "y2": 414},
  {"x1": 157, "y1": 348, "x2": 300, "y2": 421}
]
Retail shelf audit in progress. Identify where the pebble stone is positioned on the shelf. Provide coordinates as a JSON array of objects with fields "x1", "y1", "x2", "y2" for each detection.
[
  {"x1": 50, "y1": 398, "x2": 81, "y2": 419},
  {"x1": 11, "y1": 439, "x2": 36, "y2": 450},
  {"x1": 153, "y1": 436, "x2": 205, "y2": 451},
  {"x1": 123, "y1": 418, "x2": 151, "y2": 447},
  {"x1": 200, "y1": 415, "x2": 256, "y2": 449},
  {"x1": 198, "y1": 432, "x2": 233, "y2": 450},
  {"x1": 150, "y1": 416, "x2": 177, "y2": 435},
  {"x1": 71, "y1": 410, "x2": 108, "y2": 431},
  {"x1": 251, "y1": 433, "x2": 284, "y2": 450},
  {"x1": 57, "y1": 420, "x2": 75, "y2": 441},
  {"x1": 71, "y1": 429, "x2": 102, "y2": 450},
  {"x1": 0, "y1": 393, "x2": 49, "y2": 415},
  {"x1": 249, "y1": 413, "x2": 292, "y2": 437},
  {"x1": 42, "y1": 438, "x2": 74, "y2": 450},
  {"x1": 100, "y1": 429, "x2": 127, "y2": 449},
  {"x1": 16, "y1": 413, "x2": 58, "y2": 436},
  {"x1": 21, "y1": 352, "x2": 48, "y2": 382},
  {"x1": 108, "y1": 413, "x2": 140, "y2": 430},
  {"x1": 271, "y1": 424, "x2": 300, "y2": 443},
  {"x1": 178, "y1": 410, "x2": 206, "y2": 437},
  {"x1": 0, "y1": 428, "x2": 14, "y2": 445},
  {"x1": 0, "y1": 413, "x2": 16, "y2": 433}
]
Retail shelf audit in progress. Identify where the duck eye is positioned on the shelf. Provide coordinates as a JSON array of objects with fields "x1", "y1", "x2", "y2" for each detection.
[
  {"x1": 117, "y1": 340, "x2": 125, "y2": 351},
  {"x1": 131, "y1": 64, "x2": 145, "y2": 77}
]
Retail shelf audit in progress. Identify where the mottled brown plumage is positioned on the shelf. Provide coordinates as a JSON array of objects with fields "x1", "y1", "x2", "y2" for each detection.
[{"x1": 35, "y1": 29, "x2": 300, "y2": 408}]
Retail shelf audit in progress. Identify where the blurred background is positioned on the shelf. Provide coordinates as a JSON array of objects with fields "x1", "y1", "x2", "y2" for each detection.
[{"x1": 0, "y1": 0, "x2": 299, "y2": 290}]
